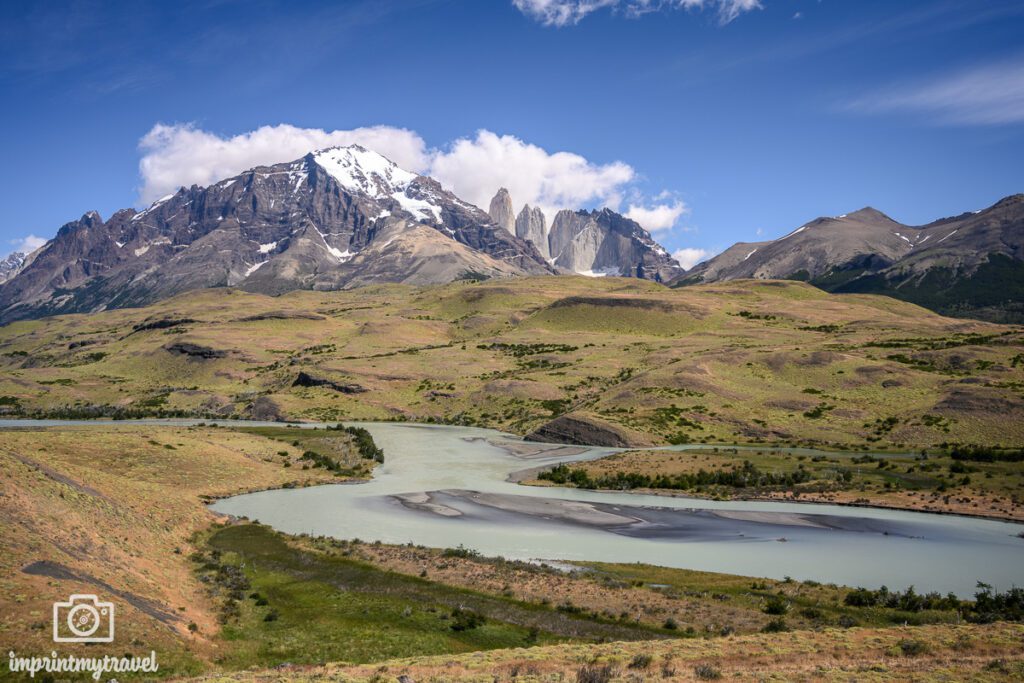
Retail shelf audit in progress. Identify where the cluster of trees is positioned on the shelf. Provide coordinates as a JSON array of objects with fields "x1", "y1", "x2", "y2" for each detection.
[
  {"x1": 843, "y1": 585, "x2": 961, "y2": 612},
  {"x1": 20, "y1": 403, "x2": 201, "y2": 420},
  {"x1": 943, "y1": 444, "x2": 1024, "y2": 463},
  {"x1": 448, "y1": 608, "x2": 485, "y2": 631},
  {"x1": 973, "y1": 583, "x2": 1024, "y2": 623},
  {"x1": 477, "y1": 342, "x2": 578, "y2": 356},
  {"x1": 844, "y1": 583, "x2": 1024, "y2": 623},
  {"x1": 299, "y1": 450, "x2": 346, "y2": 473},
  {"x1": 327, "y1": 424, "x2": 384, "y2": 463},
  {"x1": 538, "y1": 461, "x2": 813, "y2": 492}
]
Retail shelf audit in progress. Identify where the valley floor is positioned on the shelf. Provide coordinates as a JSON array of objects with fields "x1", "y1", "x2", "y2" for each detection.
[{"x1": 1, "y1": 423, "x2": 1023, "y2": 683}]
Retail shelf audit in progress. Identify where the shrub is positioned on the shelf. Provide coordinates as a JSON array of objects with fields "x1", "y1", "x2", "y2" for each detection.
[
  {"x1": 762, "y1": 618, "x2": 789, "y2": 633},
  {"x1": 838, "y1": 615, "x2": 858, "y2": 628},
  {"x1": 694, "y1": 664, "x2": 723, "y2": 680},
  {"x1": 442, "y1": 544, "x2": 480, "y2": 559},
  {"x1": 449, "y1": 608, "x2": 485, "y2": 632},
  {"x1": 764, "y1": 596, "x2": 789, "y2": 615},
  {"x1": 898, "y1": 639, "x2": 929, "y2": 656},
  {"x1": 628, "y1": 654, "x2": 652, "y2": 669},
  {"x1": 575, "y1": 663, "x2": 616, "y2": 683}
]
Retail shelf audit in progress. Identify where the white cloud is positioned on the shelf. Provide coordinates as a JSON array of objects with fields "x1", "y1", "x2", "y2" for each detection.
[
  {"x1": 624, "y1": 200, "x2": 688, "y2": 232},
  {"x1": 512, "y1": 0, "x2": 617, "y2": 26},
  {"x1": 847, "y1": 57, "x2": 1024, "y2": 126},
  {"x1": 138, "y1": 123, "x2": 430, "y2": 203},
  {"x1": 429, "y1": 130, "x2": 635, "y2": 217},
  {"x1": 513, "y1": 0, "x2": 763, "y2": 27},
  {"x1": 671, "y1": 247, "x2": 712, "y2": 270},
  {"x1": 137, "y1": 124, "x2": 638, "y2": 220},
  {"x1": 6, "y1": 234, "x2": 47, "y2": 257}
]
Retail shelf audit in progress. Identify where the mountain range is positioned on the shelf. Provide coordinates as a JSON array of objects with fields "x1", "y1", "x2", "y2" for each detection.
[
  {"x1": 677, "y1": 194, "x2": 1024, "y2": 322},
  {"x1": 0, "y1": 146, "x2": 680, "y2": 324},
  {"x1": 1, "y1": 143, "x2": 1020, "y2": 326}
]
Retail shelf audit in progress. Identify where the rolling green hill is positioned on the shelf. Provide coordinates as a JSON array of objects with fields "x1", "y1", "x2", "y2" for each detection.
[{"x1": 2, "y1": 276, "x2": 1023, "y2": 449}]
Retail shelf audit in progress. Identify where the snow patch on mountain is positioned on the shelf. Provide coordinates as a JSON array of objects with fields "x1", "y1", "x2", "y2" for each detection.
[
  {"x1": 132, "y1": 193, "x2": 175, "y2": 222},
  {"x1": 244, "y1": 261, "x2": 267, "y2": 277}
]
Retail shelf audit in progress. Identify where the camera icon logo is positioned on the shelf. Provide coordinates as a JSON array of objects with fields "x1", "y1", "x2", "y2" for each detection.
[{"x1": 53, "y1": 594, "x2": 115, "y2": 643}]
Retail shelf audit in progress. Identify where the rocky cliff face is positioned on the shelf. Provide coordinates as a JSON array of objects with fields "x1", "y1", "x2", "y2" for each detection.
[
  {"x1": 515, "y1": 205, "x2": 548, "y2": 260},
  {"x1": 0, "y1": 146, "x2": 553, "y2": 324},
  {"x1": 548, "y1": 208, "x2": 681, "y2": 281},
  {"x1": 488, "y1": 188, "x2": 515, "y2": 234},
  {"x1": 678, "y1": 194, "x2": 1024, "y2": 322},
  {"x1": 502, "y1": 193, "x2": 681, "y2": 281}
]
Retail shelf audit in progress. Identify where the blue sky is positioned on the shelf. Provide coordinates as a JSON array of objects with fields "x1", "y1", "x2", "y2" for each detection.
[{"x1": 1, "y1": 0, "x2": 1022, "y2": 267}]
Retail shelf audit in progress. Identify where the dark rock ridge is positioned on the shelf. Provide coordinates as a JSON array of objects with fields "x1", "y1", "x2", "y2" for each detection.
[
  {"x1": 236, "y1": 311, "x2": 326, "y2": 322},
  {"x1": 677, "y1": 194, "x2": 1024, "y2": 322},
  {"x1": 549, "y1": 295, "x2": 676, "y2": 312},
  {"x1": 0, "y1": 145, "x2": 554, "y2": 325},
  {"x1": 163, "y1": 342, "x2": 227, "y2": 359},
  {"x1": 292, "y1": 371, "x2": 367, "y2": 394},
  {"x1": 247, "y1": 396, "x2": 286, "y2": 421},
  {"x1": 487, "y1": 190, "x2": 682, "y2": 282},
  {"x1": 525, "y1": 413, "x2": 652, "y2": 448},
  {"x1": 130, "y1": 318, "x2": 197, "y2": 334}
]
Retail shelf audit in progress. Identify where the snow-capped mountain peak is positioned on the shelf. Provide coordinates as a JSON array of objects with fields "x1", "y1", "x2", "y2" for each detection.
[
  {"x1": 312, "y1": 145, "x2": 418, "y2": 199},
  {"x1": 312, "y1": 145, "x2": 444, "y2": 223}
]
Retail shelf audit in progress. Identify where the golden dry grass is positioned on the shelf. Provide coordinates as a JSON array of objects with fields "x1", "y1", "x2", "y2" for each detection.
[
  {"x1": 185, "y1": 622, "x2": 1024, "y2": 682},
  {"x1": 0, "y1": 425, "x2": 338, "y2": 674}
]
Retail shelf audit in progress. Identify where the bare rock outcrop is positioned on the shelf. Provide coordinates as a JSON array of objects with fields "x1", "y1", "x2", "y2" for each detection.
[
  {"x1": 488, "y1": 188, "x2": 515, "y2": 234},
  {"x1": 525, "y1": 413, "x2": 654, "y2": 448},
  {"x1": 515, "y1": 205, "x2": 549, "y2": 259}
]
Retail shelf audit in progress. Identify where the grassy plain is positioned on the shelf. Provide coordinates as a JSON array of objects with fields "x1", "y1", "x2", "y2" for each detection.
[{"x1": 1, "y1": 277, "x2": 1022, "y2": 449}]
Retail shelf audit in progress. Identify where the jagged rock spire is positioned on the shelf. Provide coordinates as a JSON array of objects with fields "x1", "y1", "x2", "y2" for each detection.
[
  {"x1": 515, "y1": 204, "x2": 548, "y2": 259},
  {"x1": 488, "y1": 188, "x2": 515, "y2": 234}
]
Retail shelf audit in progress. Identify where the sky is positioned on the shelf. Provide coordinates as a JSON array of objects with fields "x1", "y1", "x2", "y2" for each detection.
[{"x1": 1, "y1": 0, "x2": 1022, "y2": 269}]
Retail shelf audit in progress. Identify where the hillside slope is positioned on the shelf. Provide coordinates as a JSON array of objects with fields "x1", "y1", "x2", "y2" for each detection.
[{"x1": 1, "y1": 276, "x2": 1022, "y2": 448}]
